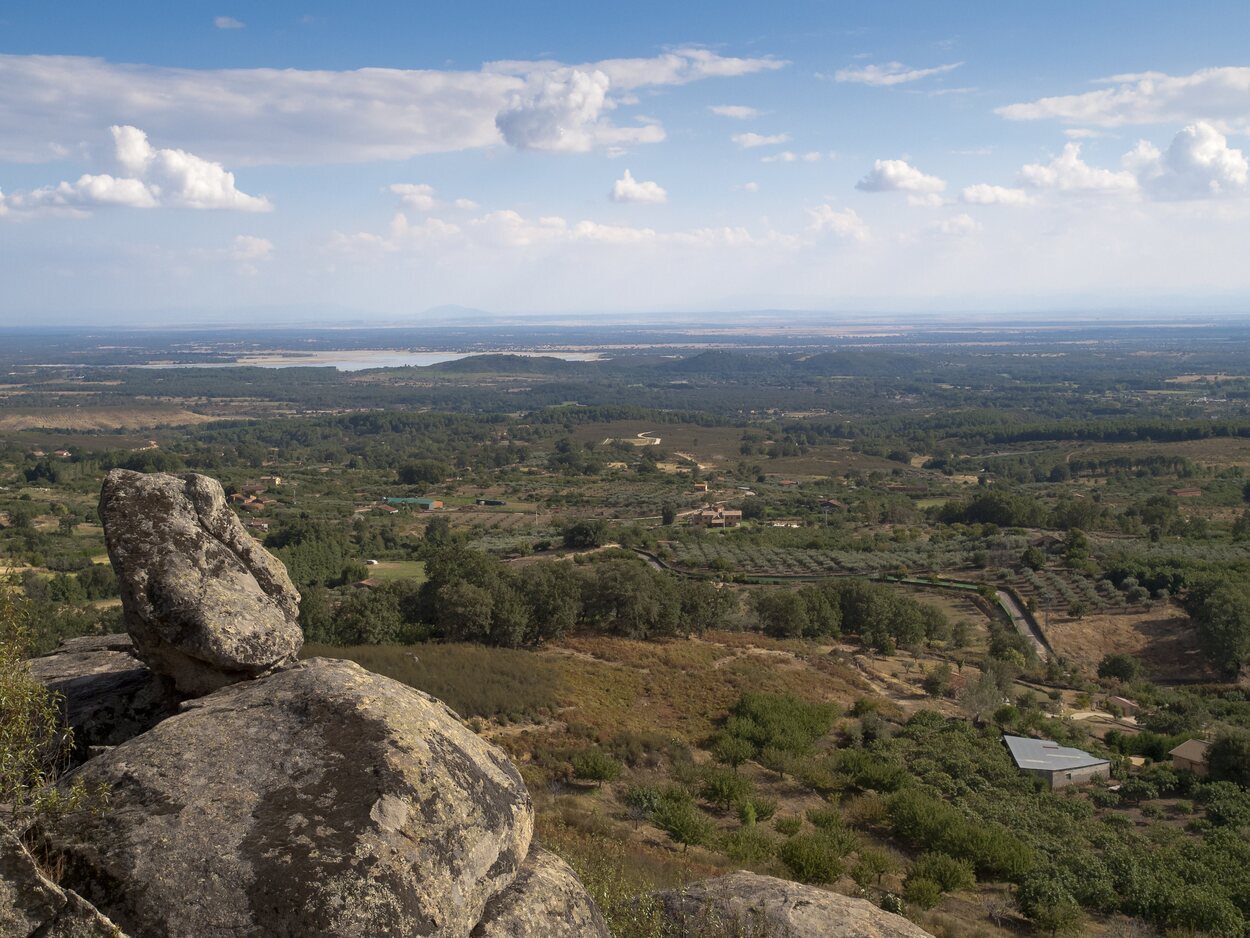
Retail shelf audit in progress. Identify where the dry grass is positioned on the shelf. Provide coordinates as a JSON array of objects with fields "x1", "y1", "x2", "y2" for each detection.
[{"x1": 1040, "y1": 604, "x2": 1212, "y2": 682}]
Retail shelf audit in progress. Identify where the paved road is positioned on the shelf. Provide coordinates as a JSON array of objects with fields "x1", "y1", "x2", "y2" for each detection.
[{"x1": 996, "y1": 589, "x2": 1050, "y2": 662}]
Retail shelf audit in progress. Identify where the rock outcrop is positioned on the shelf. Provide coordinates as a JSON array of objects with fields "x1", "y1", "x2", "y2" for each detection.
[
  {"x1": 28, "y1": 635, "x2": 179, "y2": 762},
  {"x1": 654, "y1": 871, "x2": 934, "y2": 938},
  {"x1": 1, "y1": 827, "x2": 127, "y2": 938},
  {"x1": 43, "y1": 657, "x2": 535, "y2": 938},
  {"x1": 471, "y1": 848, "x2": 609, "y2": 937},
  {"x1": 99, "y1": 469, "x2": 302, "y2": 695}
]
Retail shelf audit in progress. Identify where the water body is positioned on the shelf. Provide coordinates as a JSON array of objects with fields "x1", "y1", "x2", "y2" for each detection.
[{"x1": 140, "y1": 350, "x2": 603, "y2": 371}]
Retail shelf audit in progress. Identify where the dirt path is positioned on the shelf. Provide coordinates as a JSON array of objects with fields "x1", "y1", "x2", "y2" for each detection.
[{"x1": 996, "y1": 589, "x2": 1050, "y2": 662}]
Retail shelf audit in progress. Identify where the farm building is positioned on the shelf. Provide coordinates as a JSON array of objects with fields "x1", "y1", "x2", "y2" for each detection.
[
  {"x1": 475, "y1": 498, "x2": 507, "y2": 506},
  {"x1": 1169, "y1": 739, "x2": 1210, "y2": 777},
  {"x1": 690, "y1": 508, "x2": 743, "y2": 528},
  {"x1": 384, "y1": 497, "x2": 444, "y2": 510},
  {"x1": 1003, "y1": 735, "x2": 1111, "y2": 789},
  {"x1": 1105, "y1": 695, "x2": 1140, "y2": 716}
]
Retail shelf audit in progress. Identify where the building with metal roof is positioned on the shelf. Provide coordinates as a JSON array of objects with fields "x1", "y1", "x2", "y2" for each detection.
[{"x1": 1003, "y1": 735, "x2": 1111, "y2": 789}]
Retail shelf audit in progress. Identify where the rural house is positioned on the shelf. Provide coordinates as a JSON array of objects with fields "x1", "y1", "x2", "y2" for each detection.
[
  {"x1": 385, "y1": 497, "x2": 444, "y2": 510},
  {"x1": 1003, "y1": 735, "x2": 1111, "y2": 789},
  {"x1": 690, "y1": 507, "x2": 743, "y2": 528},
  {"x1": 1169, "y1": 739, "x2": 1211, "y2": 777}
]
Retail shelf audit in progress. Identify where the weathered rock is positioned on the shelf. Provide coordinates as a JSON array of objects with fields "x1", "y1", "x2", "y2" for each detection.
[
  {"x1": 99, "y1": 469, "x2": 302, "y2": 695},
  {"x1": 471, "y1": 848, "x2": 608, "y2": 937},
  {"x1": 42, "y1": 657, "x2": 533, "y2": 938},
  {"x1": 1, "y1": 827, "x2": 127, "y2": 938},
  {"x1": 654, "y1": 872, "x2": 934, "y2": 938},
  {"x1": 28, "y1": 635, "x2": 180, "y2": 762}
]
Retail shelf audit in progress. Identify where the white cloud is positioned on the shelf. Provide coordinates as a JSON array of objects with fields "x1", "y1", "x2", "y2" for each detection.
[
  {"x1": 1128, "y1": 122, "x2": 1248, "y2": 199},
  {"x1": 1, "y1": 125, "x2": 270, "y2": 216},
  {"x1": 998, "y1": 67, "x2": 1250, "y2": 131},
  {"x1": 856, "y1": 159, "x2": 946, "y2": 194},
  {"x1": 1063, "y1": 128, "x2": 1104, "y2": 139},
  {"x1": 737, "y1": 181, "x2": 760, "y2": 192},
  {"x1": 610, "y1": 169, "x2": 668, "y2": 204},
  {"x1": 453, "y1": 198, "x2": 479, "y2": 211},
  {"x1": 0, "y1": 48, "x2": 779, "y2": 164},
  {"x1": 231, "y1": 234, "x2": 272, "y2": 261},
  {"x1": 496, "y1": 67, "x2": 664, "y2": 152},
  {"x1": 960, "y1": 183, "x2": 1035, "y2": 205},
  {"x1": 709, "y1": 105, "x2": 761, "y2": 120},
  {"x1": 833, "y1": 61, "x2": 963, "y2": 86},
  {"x1": 1018, "y1": 142, "x2": 1137, "y2": 193},
  {"x1": 732, "y1": 132, "x2": 791, "y2": 149},
  {"x1": 388, "y1": 183, "x2": 437, "y2": 211},
  {"x1": 760, "y1": 150, "x2": 823, "y2": 164},
  {"x1": 213, "y1": 16, "x2": 245, "y2": 29},
  {"x1": 807, "y1": 204, "x2": 869, "y2": 241},
  {"x1": 925, "y1": 213, "x2": 981, "y2": 237}
]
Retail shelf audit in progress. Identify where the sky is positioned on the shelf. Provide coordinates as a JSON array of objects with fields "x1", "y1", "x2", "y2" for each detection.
[{"x1": 3, "y1": 1, "x2": 1250, "y2": 324}]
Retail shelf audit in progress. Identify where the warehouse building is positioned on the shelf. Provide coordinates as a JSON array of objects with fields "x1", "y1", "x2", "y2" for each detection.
[{"x1": 1003, "y1": 735, "x2": 1111, "y2": 789}]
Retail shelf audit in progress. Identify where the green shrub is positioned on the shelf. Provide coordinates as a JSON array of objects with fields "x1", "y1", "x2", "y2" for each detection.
[
  {"x1": 722, "y1": 825, "x2": 777, "y2": 865},
  {"x1": 909, "y1": 852, "x2": 975, "y2": 893},
  {"x1": 774, "y1": 816, "x2": 802, "y2": 836},
  {"x1": 700, "y1": 767, "x2": 753, "y2": 811},
  {"x1": 571, "y1": 748, "x2": 623, "y2": 787},
  {"x1": 779, "y1": 832, "x2": 847, "y2": 884},
  {"x1": 903, "y1": 877, "x2": 943, "y2": 911}
]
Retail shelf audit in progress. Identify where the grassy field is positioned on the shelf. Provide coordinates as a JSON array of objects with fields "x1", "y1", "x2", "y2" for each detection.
[{"x1": 362, "y1": 560, "x2": 426, "y2": 583}]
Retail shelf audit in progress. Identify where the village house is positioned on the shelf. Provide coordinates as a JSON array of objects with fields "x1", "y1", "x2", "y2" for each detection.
[
  {"x1": 690, "y1": 507, "x2": 743, "y2": 528},
  {"x1": 1105, "y1": 695, "x2": 1140, "y2": 717},
  {"x1": 1170, "y1": 739, "x2": 1211, "y2": 777},
  {"x1": 1003, "y1": 735, "x2": 1111, "y2": 789},
  {"x1": 259, "y1": 475, "x2": 283, "y2": 487}
]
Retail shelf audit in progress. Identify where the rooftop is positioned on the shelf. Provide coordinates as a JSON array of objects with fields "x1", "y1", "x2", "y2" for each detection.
[
  {"x1": 1169, "y1": 739, "x2": 1210, "y2": 763},
  {"x1": 1003, "y1": 735, "x2": 1110, "y2": 773}
]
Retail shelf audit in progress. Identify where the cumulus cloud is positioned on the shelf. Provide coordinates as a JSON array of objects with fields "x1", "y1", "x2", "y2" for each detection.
[
  {"x1": 960, "y1": 183, "x2": 1035, "y2": 205},
  {"x1": 998, "y1": 66, "x2": 1250, "y2": 131},
  {"x1": 856, "y1": 159, "x2": 946, "y2": 194},
  {"x1": 1018, "y1": 142, "x2": 1137, "y2": 193},
  {"x1": 833, "y1": 61, "x2": 963, "y2": 86},
  {"x1": 609, "y1": 169, "x2": 668, "y2": 204},
  {"x1": 0, "y1": 48, "x2": 780, "y2": 164},
  {"x1": 1, "y1": 125, "x2": 269, "y2": 216},
  {"x1": 732, "y1": 132, "x2": 791, "y2": 149},
  {"x1": 496, "y1": 67, "x2": 664, "y2": 152},
  {"x1": 388, "y1": 183, "x2": 437, "y2": 211},
  {"x1": 709, "y1": 105, "x2": 761, "y2": 119},
  {"x1": 1127, "y1": 122, "x2": 1248, "y2": 199},
  {"x1": 807, "y1": 204, "x2": 869, "y2": 241},
  {"x1": 213, "y1": 16, "x2": 245, "y2": 29}
]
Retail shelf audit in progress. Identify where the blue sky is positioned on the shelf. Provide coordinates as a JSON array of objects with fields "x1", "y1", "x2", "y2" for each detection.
[{"x1": 3, "y1": 1, "x2": 1250, "y2": 323}]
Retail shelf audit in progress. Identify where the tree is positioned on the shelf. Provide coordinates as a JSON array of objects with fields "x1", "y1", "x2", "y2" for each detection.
[
  {"x1": 779, "y1": 832, "x2": 846, "y2": 884},
  {"x1": 562, "y1": 519, "x2": 609, "y2": 550},
  {"x1": 752, "y1": 589, "x2": 810, "y2": 638},
  {"x1": 921, "y1": 662, "x2": 954, "y2": 698},
  {"x1": 571, "y1": 748, "x2": 622, "y2": 788},
  {"x1": 711, "y1": 734, "x2": 755, "y2": 771},
  {"x1": 397, "y1": 460, "x2": 450, "y2": 486},
  {"x1": 661, "y1": 503, "x2": 677, "y2": 526},
  {"x1": 1020, "y1": 546, "x2": 1047, "y2": 571},
  {"x1": 1017, "y1": 873, "x2": 1084, "y2": 937},
  {"x1": 335, "y1": 587, "x2": 402, "y2": 644},
  {"x1": 1192, "y1": 581, "x2": 1250, "y2": 675},
  {"x1": 1208, "y1": 732, "x2": 1250, "y2": 787},
  {"x1": 700, "y1": 767, "x2": 753, "y2": 810},
  {"x1": 853, "y1": 848, "x2": 899, "y2": 890},
  {"x1": 1233, "y1": 510, "x2": 1250, "y2": 542},
  {"x1": 1097, "y1": 653, "x2": 1141, "y2": 683}
]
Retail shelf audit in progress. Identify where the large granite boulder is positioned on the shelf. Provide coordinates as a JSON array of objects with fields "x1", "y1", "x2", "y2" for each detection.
[
  {"x1": 0, "y1": 827, "x2": 127, "y2": 938},
  {"x1": 654, "y1": 872, "x2": 934, "y2": 938},
  {"x1": 471, "y1": 848, "x2": 609, "y2": 937},
  {"x1": 28, "y1": 634, "x2": 179, "y2": 762},
  {"x1": 99, "y1": 469, "x2": 302, "y2": 695},
  {"x1": 41, "y1": 657, "x2": 534, "y2": 938}
]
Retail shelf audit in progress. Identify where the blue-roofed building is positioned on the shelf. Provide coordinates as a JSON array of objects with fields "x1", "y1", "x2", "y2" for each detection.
[{"x1": 1003, "y1": 735, "x2": 1111, "y2": 789}]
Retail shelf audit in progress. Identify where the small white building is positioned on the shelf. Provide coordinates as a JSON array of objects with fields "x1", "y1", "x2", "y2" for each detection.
[{"x1": 1003, "y1": 735, "x2": 1111, "y2": 789}]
